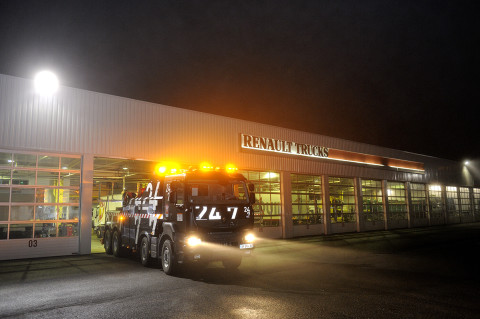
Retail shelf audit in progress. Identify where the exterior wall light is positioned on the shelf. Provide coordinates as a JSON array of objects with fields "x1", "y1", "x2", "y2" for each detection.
[{"x1": 34, "y1": 70, "x2": 59, "y2": 95}]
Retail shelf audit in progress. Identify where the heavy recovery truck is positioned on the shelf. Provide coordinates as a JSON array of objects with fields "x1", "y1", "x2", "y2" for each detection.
[{"x1": 102, "y1": 167, "x2": 256, "y2": 275}]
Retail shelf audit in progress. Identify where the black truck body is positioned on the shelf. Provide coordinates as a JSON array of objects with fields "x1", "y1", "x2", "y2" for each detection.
[{"x1": 102, "y1": 169, "x2": 256, "y2": 275}]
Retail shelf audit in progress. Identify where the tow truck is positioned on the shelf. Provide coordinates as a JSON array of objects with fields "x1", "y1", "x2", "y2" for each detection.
[{"x1": 102, "y1": 164, "x2": 256, "y2": 275}]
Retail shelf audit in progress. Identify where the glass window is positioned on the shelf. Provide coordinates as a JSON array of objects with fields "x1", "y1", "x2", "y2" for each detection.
[
  {"x1": 411, "y1": 183, "x2": 428, "y2": 220},
  {"x1": 13, "y1": 153, "x2": 36, "y2": 168},
  {"x1": 59, "y1": 206, "x2": 80, "y2": 220},
  {"x1": 60, "y1": 189, "x2": 80, "y2": 204},
  {"x1": 362, "y1": 179, "x2": 383, "y2": 222},
  {"x1": 428, "y1": 185, "x2": 444, "y2": 220},
  {"x1": 0, "y1": 224, "x2": 7, "y2": 239},
  {"x1": 0, "y1": 152, "x2": 13, "y2": 167},
  {"x1": 34, "y1": 223, "x2": 57, "y2": 238},
  {"x1": 0, "y1": 206, "x2": 8, "y2": 221},
  {"x1": 60, "y1": 172, "x2": 80, "y2": 187},
  {"x1": 0, "y1": 188, "x2": 10, "y2": 202},
  {"x1": 12, "y1": 170, "x2": 35, "y2": 185},
  {"x1": 387, "y1": 182, "x2": 407, "y2": 220},
  {"x1": 11, "y1": 188, "x2": 35, "y2": 202},
  {"x1": 472, "y1": 188, "x2": 480, "y2": 221},
  {"x1": 233, "y1": 182, "x2": 247, "y2": 200},
  {"x1": 459, "y1": 187, "x2": 471, "y2": 218},
  {"x1": 239, "y1": 170, "x2": 281, "y2": 227},
  {"x1": 38, "y1": 156, "x2": 59, "y2": 169},
  {"x1": 9, "y1": 223, "x2": 33, "y2": 239},
  {"x1": 37, "y1": 171, "x2": 59, "y2": 186},
  {"x1": 0, "y1": 169, "x2": 11, "y2": 184},
  {"x1": 35, "y1": 205, "x2": 57, "y2": 220},
  {"x1": 446, "y1": 186, "x2": 460, "y2": 219},
  {"x1": 291, "y1": 173, "x2": 323, "y2": 225},
  {"x1": 0, "y1": 151, "x2": 81, "y2": 240},
  {"x1": 61, "y1": 157, "x2": 81, "y2": 170},
  {"x1": 329, "y1": 177, "x2": 356, "y2": 223},
  {"x1": 474, "y1": 188, "x2": 480, "y2": 221},
  {"x1": 58, "y1": 222, "x2": 78, "y2": 237},
  {"x1": 11, "y1": 206, "x2": 34, "y2": 221},
  {"x1": 36, "y1": 188, "x2": 59, "y2": 203}
]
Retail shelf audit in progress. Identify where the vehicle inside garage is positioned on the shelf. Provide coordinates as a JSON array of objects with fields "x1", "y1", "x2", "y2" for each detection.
[{"x1": 91, "y1": 157, "x2": 153, "y2": 253}]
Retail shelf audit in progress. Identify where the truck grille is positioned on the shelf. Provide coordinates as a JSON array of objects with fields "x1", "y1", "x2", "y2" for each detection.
[{"x1": 206, "y1": 232, "x2": 239, "y2": 246}]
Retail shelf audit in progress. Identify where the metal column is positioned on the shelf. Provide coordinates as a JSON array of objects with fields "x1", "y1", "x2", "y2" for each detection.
[
  {"x1": 79, "y1": 153, "x2": 93, "y2": 254},
  {"x1": 280, "y1": 171, "x2": 293, "y2": 239}
]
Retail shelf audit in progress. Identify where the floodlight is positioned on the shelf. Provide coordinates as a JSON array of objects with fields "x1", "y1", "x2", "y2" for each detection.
[{"x1": 34, "y1": 70, "x2": 59, "y2": 95}]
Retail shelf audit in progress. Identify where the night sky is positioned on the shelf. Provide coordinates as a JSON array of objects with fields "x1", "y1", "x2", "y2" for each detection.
[{"x1": 0, "y1": 1, "x2": 478, "y2": 161}]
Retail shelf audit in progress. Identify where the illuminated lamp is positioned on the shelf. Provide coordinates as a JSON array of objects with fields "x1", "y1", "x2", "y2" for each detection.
[
  {"x1": 263, "y1": 172, "x2": 278, "y2": 179},
  {"x1": 154, "y1": 164, "x2": 167, "y2": 175},
  {"x1": 186, "y1": 236, "x2": 202, "y2": 247},
  {"x1": 244, "y1": 233, "x2": 255, "y2": 243},
  {"x1": 225, "y1": 164, "x2": 238, "y2": 173},
  {"x1": 200, "y1": 162, "x2": 213, "y2": 171},
  {"x1": 155, "y1": 161, "x2": 181, "y2": 175},
  {"x1": 34, "y1": 70, "x2": 59, "y2": 95}
]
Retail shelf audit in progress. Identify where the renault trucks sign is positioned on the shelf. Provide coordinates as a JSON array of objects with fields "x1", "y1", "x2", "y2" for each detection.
[
  {"x1": 240, "y1": 133, "x2": 329, "y2": 159},
  {"x1": 240, "y1": 133, "x2": 425, "y2": 172}
]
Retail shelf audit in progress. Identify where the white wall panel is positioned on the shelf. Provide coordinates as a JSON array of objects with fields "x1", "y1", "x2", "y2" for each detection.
[
  {"x1": 0, "y1": 74, "x2": 463, "y2": 184},
  {"x1": 0, "y1": 238, "x2": 79, "y2": 261}
]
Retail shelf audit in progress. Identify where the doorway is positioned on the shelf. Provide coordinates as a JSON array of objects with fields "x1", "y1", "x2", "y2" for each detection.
[{"x1": 91, "y1": 157, "x2": 154, "y2": 253}]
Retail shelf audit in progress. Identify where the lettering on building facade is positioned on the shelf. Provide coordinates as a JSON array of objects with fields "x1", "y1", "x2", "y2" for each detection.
[{"x1": 241, "y1": 134, "x2": 329, "y2": 158}]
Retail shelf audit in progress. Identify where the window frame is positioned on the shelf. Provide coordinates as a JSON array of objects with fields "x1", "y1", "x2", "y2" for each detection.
[{"x1": 0, "y1": 150, "x2": 81, "y2": 240}]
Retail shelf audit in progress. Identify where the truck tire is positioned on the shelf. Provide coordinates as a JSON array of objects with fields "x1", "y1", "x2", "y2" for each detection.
[
  {"x1": 161, "y1": 239, "x2": 177, "y2": 275},
  {"x1": 140, "y1": 236, "x2": 151, "y2": 266},
  {"x1": 112, "y1": 231, "x2": 122, "y2": 257},
  {"x1": 104, "y1": 229, "x2": 113, "y2": 255},
  {"x1": 222, "y1": 255, "x2": 242, "y2": 270}
]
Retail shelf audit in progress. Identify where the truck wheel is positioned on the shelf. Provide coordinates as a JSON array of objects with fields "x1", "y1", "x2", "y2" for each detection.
[
  {"x1": 161, "y1": 239, "x2": 177, "y2": 275},
  {"x1": 222, "y1": 256, "x2": 242, "y2": 270},
  {"x1": 104, "y1": 229, "x2": 113, "y2": 255},
  {"x1": 112, "y1": 231, "x2": 122, "y2": 257},
  {"x1": 140, "y1": 236, "x2": 151, "y2": 266}
]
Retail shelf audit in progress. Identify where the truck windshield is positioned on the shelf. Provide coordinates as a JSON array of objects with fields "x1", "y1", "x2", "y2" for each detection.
[{"x1": 188, "y1": 180, "x2": 249, "y2": 204}]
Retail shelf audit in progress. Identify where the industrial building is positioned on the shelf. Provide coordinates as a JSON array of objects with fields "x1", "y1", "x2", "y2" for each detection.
[{"x1": 0, "y1": 73, "x2": 478, "y2": 260}]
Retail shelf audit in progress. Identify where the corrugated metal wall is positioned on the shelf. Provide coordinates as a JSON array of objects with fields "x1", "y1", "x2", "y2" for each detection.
[{"x1": 0, "y1": 74, "x2": 463, "y2": 184}]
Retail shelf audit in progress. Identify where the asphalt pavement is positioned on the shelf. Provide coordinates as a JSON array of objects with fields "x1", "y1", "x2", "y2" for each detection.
[{"x1": 1, "y1": 223, "x2": 479, "y2": 318}]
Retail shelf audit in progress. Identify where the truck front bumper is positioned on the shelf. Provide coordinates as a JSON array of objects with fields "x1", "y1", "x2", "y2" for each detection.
[{"x1": 178, "y1": 242, "x2": 254, "y2": 263}]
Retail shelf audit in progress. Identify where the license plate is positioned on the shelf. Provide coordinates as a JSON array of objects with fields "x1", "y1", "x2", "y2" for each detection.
[{"x1": 239, "y1": 244, "x2": 254, "y2": 249}]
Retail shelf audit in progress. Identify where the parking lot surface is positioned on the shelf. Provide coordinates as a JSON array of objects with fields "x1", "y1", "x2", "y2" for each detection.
[{"x1": 1, "y1": 224, "x2": 479, "y2": 318}]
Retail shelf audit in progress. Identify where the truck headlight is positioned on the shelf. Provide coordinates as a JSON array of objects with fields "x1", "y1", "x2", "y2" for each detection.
[
  {"x1": 244, "y1": 233, "x2": 255, "y2": 243},
  {"x1": 186, "y1": 236, "x2": 202, "y2": 247}
]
